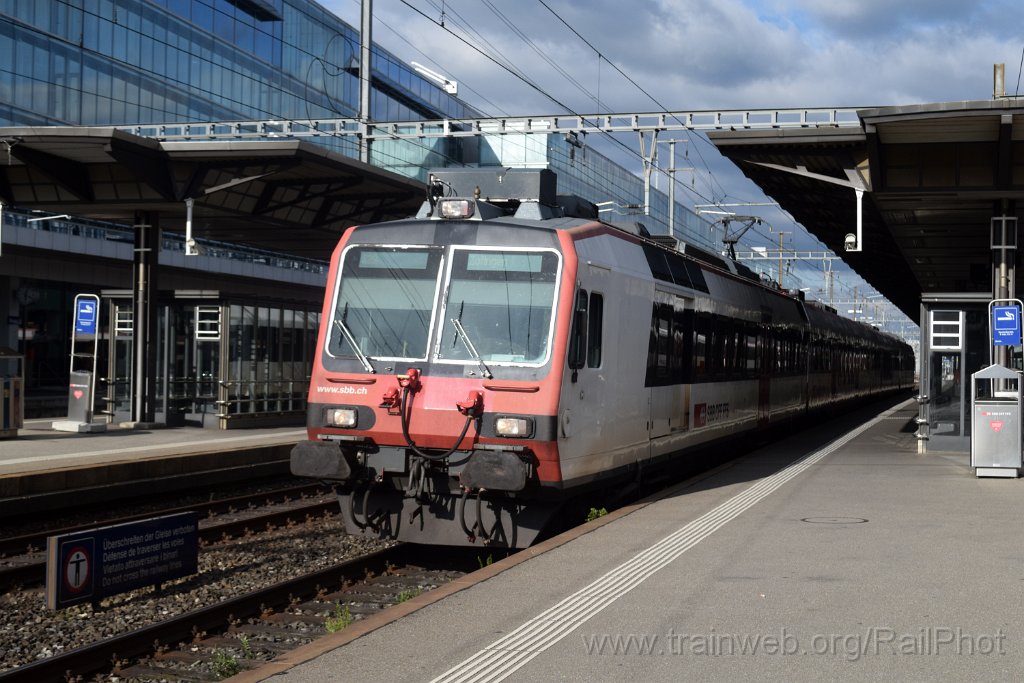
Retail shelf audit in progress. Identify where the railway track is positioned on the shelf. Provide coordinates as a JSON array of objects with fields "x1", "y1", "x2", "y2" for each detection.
[
  {"x1": 0, "y1": 482, "x2": 330, "y2": 558},
  {"x1": 0, "y1": 486, "x2": 339, "y2": 590},
  {"x1": 0, "y1": 544, "x2": 475, "y2": 682}
]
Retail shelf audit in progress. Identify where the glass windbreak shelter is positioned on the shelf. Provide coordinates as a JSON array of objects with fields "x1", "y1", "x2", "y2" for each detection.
[
  {"x1": 100, "y1": 291, "x2": 319, "y2": 429},
  {"x1": 919, "y1": 293, "x2": 990, "y2": 452}
]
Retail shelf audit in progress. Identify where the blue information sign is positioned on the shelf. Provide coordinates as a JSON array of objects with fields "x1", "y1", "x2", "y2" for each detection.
[
  {"x1": 74, "y1": 298, "x2": 97, "y2": 335},
  {"x1": 45, "y1": 512, "x2": 199, "y2": 609},
  {"x1": 992, "y1": 305, "x2": 1021, "y2": 346}
]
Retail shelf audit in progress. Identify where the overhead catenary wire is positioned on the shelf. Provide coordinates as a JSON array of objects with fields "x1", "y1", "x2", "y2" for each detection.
[
  {"x1": 535, "y1": 0, "x2": 728, "y2": 203},
  {"x1": 365, "y1": 1, "x2": 656, "y2": 204},
  {"x1": 387, "y1": 2, "x2": 911, "y2": 332},
  {"x1": 532, "y1": 0, "x2": 860, "y2": 266},
  {"x1": 1016, "y1": 43, "x2": 1024, "y2": 96},
  {"x1": 396, "y1": 0, "x2": 723, "y2": 210},
  {"x1": 342, "y1": 0, "x2": 659, "y2": 212}
]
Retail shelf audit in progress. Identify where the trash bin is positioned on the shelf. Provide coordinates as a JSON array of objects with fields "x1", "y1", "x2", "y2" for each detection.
[
  {"x1": 0, "y1": 347, "x2": 24, "y2": 438},
  {"x1": 970, "y1": 363, "x2": 1022, "y2": 478},
  {"x1": 68, "y1": 370, "x2": 94, "y2": 424}
]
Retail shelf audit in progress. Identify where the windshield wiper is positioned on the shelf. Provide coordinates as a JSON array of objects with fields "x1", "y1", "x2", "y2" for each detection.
[
  {"x1": 334, "y1": 316, "x2": 375, "y2": 374},
  {"x1": 450, "y1": 317, "x2": 493, "y2": 379}
]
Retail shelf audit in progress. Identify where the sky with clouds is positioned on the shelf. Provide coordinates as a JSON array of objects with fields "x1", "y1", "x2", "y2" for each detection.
[{"x1": 321, "y1": 0, "x2": 1024, "y2": 329}]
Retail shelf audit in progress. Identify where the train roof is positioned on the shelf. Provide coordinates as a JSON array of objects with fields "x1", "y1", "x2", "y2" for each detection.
[
  {"x1": 412, "y1": 168, "x2": 909, "y2": 353},
  {"x1": 419, "y1": 167, "x2": 766, "y2": 281},
  {"x1": 803, "y1": 299, "x2": 909, "y2": 350}
]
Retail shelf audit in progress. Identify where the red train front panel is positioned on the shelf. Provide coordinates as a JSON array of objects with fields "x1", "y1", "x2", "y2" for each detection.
[{"x1": 292, "y1": 219, "x2": 581, "y2": 547}]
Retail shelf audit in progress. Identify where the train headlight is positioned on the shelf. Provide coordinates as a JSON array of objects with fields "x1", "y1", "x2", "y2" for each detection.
[
  {"x1": 495, "y1": 416, "x2": 534, "y2": 438},
  {"x1": 325, "y1": 407, "x2": 358, "y2": 428},
  {"x1": 438, "y1": 198, "x2": 475, "y2": 219}
]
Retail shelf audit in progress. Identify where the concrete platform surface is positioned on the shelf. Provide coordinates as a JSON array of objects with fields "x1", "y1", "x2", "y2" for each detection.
[
  {"x1": 257, "y1": 397, "x2": 1024, "y2": 682},
  {"x1": 0, "y1": 418, "x2": 305, "y2": 477}
]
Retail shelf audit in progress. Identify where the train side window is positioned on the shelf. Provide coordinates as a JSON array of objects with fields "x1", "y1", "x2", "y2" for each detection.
[
  {"x1": 694, "y1": 318, "x2": 707, "y2": 380},
  {"x1": 568, "y1": 289, "x2": 588, "y2": 371},
  {"x1": 711, "y1": 318, "x2": 725, "y2": 377},
  {"x1": 672, "y1": 305, "x2": 688, "y2": 384},
  {"x1": 666, "y1": 253, "x2": 693, "y2": 289},
  {"x1": 656, "y1": 304, "x2": 671, "y2": 380},
  {"x1": 646, "y1": 302, "x2": 673, "y2": 386},
  {"x1": 746, "y1": 330, "x2": 757, "y2": 373},
  {"x1": 642, "y1": 245, "x2": 675, "y2": 284},
  {"x1": 739, "y1": 331, "x2": 747, "y2": 373},
  {"x1": 587, "y1": 293, "x2": 603, "y2": 368},
  {"x1": 709, "y1": 323, "x2": 722, "y2": 376}
]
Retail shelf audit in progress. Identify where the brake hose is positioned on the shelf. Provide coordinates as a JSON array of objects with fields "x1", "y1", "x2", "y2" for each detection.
[
  {"x1": 458, "y1": 488, "x2": 476, "y2": 541},
  {"x1": 457, "y1": 487, "x2": 492, "y2": 543},
  {"x1": 348, "y1": 480, "x2": 376, "y2": 530}
]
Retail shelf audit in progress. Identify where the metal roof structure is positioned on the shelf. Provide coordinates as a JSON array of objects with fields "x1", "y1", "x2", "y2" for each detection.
[
  {"x1": 0, "y1": 127, "x2": 426, "y2": 260},
  {"x1": 4, "y1": 99, "x2": 1020, "y2": 324},
  {"x1": 708, "y1": 98, "x2": 1024, "y2": 320}
]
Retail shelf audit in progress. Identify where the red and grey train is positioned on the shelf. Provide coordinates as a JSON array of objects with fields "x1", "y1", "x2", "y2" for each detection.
[{"x1": 291, "y1": 168, "x2": 914, "y2": 547}]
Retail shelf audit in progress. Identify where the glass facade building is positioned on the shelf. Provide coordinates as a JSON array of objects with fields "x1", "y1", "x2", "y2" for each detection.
[
  {"x1": 0, "y1": 0, "x2": 475, "y2": 126},
  {"x1": 0, "y1": 0, "x2": 712, "y2": 421},
  {"x1": 0, "y1": 0, "x2": 708, "y2": 239}
]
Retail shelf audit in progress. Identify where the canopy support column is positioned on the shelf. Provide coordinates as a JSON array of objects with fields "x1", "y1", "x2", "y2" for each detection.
[{"x1": 132, "y1": 211, "x2": 160, "y2": 424}]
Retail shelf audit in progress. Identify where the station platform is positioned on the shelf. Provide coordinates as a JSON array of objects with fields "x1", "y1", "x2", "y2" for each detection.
[
  {"x1": 247, "y1": 396, "x2": 1024, "y2": 681},
  {"x1": 0, "y1": 419, "x2": 306, "y2": 516}
]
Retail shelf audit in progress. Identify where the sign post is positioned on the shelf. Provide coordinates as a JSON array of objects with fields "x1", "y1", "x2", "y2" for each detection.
[{"x1": 988, "y1": 299, "x2": 1024, "y2": 370}]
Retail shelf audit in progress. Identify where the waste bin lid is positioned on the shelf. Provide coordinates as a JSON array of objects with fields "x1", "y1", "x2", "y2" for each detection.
[{"x1": 972, "y1": 363, "x2": 1020, "y2": 380}]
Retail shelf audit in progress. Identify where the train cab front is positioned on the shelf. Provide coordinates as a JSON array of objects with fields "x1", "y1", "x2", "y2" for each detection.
[{"x1": 291, "y1": 228, "x2": 573, "y2": 548}]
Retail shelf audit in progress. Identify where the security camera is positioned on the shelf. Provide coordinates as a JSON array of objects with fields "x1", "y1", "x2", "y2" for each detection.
[{"x1": 843, "y1": 233, "x2": 857, "y2": 251}]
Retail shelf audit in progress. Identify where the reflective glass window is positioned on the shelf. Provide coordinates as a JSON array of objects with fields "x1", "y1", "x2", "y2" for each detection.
[
  {"x1": 437, "y1": 249, "x2": 561, "y2": 366},
  {"x1": 329, "y1": 246, "x2": 444, "y2": 361},
  {"x1": 192, "y1": 2, "x2": 214, "y2": 30}
]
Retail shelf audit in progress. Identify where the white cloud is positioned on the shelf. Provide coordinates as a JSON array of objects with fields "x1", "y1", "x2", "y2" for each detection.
[
  {"x1": 324, "y1": 0, "x2": 1022, "y2": 114},
  {"x1": 318, "y1": 0, "x2": 1023, "y2": 306}
]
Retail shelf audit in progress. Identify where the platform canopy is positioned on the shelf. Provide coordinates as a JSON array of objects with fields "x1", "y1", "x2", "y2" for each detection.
[
  {"x1": 708, "y1": 99, "x2": 1024, "y2": 320},
  {"x1": 0, "y1": 126, "x2": 426, "y2": 259}
]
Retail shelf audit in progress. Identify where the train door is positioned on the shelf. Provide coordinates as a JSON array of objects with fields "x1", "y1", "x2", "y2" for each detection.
[
  {"x1": 757, "y1": 313, "x2": 772, "y2": 426},
  {"x1": 648, "y1": 292, "x2": 688, "y2": 446},
  {"x1": 193, "y1": 305, "x2": 222, "y2": 422},
  {"x1": 648, "y1": 296, "x2": 673, "y2": 440},
  {"x1": 560, "y1": 275, "x2": 608, "y2": 460},
  {"x1": 920, "y1": 301, "x2": 987, "y2": 452}
]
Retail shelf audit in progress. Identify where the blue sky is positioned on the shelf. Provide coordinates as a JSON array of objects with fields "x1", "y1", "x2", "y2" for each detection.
[{"x1": 321, "y1": 0, "x2": 1024, "y2": 331}]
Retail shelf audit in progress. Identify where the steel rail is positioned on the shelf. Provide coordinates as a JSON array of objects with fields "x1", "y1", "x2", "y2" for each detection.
[
  {"x1": 0, "y1": 483, "x2": 328, "y2": 558},
  {"x1": 0, "y1": 545, "x2": 411, "y2": 683}
]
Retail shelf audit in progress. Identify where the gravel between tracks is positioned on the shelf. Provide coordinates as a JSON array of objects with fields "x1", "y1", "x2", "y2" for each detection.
[{"x1": 0, "y1": 517, "x2": 390, "y2": 674}]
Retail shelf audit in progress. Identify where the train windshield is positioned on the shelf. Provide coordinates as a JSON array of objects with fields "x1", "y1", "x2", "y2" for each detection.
[
  {"x1": 436, "y1": 248, "x2": 561, "y2": 366},
  {"x1": 328, "y1": 246, "x2": 444, "y2": 361}
]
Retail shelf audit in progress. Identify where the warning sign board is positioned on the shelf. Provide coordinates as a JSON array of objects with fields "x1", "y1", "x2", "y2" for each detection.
[{"x1": 46, "y1": 512, "x2": 198, "y2": 610}]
